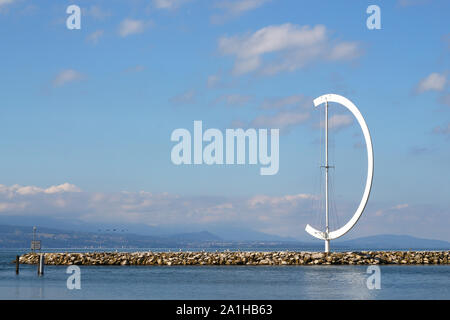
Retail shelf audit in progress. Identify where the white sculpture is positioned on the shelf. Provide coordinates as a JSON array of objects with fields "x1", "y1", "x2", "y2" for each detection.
[{"x1": 305, "y1": 94, "x2": 374, "y2": 253}]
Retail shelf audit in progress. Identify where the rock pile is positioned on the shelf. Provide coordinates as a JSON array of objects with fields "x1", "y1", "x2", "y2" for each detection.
[{"x1": 18, "y1": 251, "x2": 449, "y2": 266}]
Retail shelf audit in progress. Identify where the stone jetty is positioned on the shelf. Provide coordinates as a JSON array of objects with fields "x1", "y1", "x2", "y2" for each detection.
[{"x1": 18, "y1": 251, "x2": 449, "y2": 266}]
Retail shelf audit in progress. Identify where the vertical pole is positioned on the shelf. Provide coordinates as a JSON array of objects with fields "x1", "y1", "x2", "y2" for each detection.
[
  {"x1": 16, "y1": 255, "x2": 19, "y2": 275},
  {"x1": 41, "y1": 254, "x2": 44, "y2": 276},
  {"x1": 38, "y1": 253, "x2": 44, "y2": 276},
  {"x1": 325, "y1": 101, "x2": 330, "y2": 253},
  {"x1": 32, "y1": 226, "x2": 36, "y2": 253}
]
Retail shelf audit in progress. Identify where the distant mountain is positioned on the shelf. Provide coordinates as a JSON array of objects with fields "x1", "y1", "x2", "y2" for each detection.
[
  {"x1": 165, "y1": 231, "x2": 221, "y2": 242},
  {"x1": 0, "y1": 223, "x2": 448, "y2": 250},
  {"x1": 336, "y1": 234, "x2": 450, "y2": 250},
  {"x1": 0, "y1": 215, "x2": 295, "y2": 242},
  {"x1": 202, "y1": 226, "x2": 297, "y2": 242},
  {"x1": 0, "y1": 224, "x2": 222, "y2": 249}
]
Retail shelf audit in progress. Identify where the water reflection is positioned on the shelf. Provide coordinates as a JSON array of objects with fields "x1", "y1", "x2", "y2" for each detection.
[{"x1": 296, "y1": 266, "x2": 379, "y2": 299}]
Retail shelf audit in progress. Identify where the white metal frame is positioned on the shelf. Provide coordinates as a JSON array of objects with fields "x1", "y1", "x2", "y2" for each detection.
[{"x1": 305, "y1": 94, "x2": 374, "y2": 251}]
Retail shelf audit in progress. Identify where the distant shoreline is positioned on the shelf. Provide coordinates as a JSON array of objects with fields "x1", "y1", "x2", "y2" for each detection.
[{"x1": 18, "y1": 251, "x2": 450, "y2": 266}]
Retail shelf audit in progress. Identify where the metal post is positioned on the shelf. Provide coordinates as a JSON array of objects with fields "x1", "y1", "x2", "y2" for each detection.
[
  {"x1": 38, "y1": 253, "x2": 44, "y2": 276},
  {"x1": 16, "y1": 255, "x2": 19, "y2": 275},
  {"x1": 32, "y1": 227, "x2": 36, "y2": 253},
  {"x1": 325, "y1": 100, "x2": 330, "y2": 253}
]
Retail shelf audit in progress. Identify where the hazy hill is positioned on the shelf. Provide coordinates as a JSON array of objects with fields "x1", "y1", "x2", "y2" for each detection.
[
  {"x1": 0, "y1": 215, "x2": 296, "y2": 242},
  {"x1": 336, "y1": 234, "x2": 450, "y2": 250},
  {"x1": 0, "y1": 224, "x2": 221, "y2": 248},
  {"x1": 0, "y1": 224, "x2": 448, "y2": 250}
]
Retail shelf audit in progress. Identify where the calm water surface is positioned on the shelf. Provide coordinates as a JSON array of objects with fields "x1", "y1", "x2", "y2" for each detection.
[{"x1": 1, "y1": 249, "x2": 449, "y2": 300}]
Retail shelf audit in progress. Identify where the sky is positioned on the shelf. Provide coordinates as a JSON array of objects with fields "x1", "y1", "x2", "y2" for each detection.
[{"x1": 0, "y1": 0, "x2": 449, "y2": 241}]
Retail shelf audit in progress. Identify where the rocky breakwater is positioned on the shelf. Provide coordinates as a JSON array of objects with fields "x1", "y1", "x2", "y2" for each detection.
[{"x1": 18, "y1": 251, "x2": 449, "y2": 266}]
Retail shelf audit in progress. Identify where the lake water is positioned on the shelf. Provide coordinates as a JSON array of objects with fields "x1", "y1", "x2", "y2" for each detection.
[{"x1": 1, "y1": 249, "x2": 449, "y2": 300}]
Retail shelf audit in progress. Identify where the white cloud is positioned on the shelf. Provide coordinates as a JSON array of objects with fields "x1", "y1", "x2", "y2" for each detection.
[
  {"x1": 0, "y1": 183, "x2": 81, "y2": 196},
  {"x1": 0, "y1": 202, "x2": 26, "y2": 212},
  {"x1": 211, "y1": 0, "x2": 270, "y2": 24},
  {"x1": 170, "y1": 89, "x2": 196, "y2": 104},
  {"x1": 206, "y1": 72, "x2": 233, "y2": 89},
  {"x1": 52, "y1": 69, "x2": 84, "y2": 87},
  {"x1": 416, "y1": 72, "x2": 447, "y2": 93},
  {"x1": 212, "y1": 94, "x2": 252, "y2": 106},
  {"x1": 320, "y1": 114, "x2": 353, "y2": 131},
  {"x1": 219, "y1": 24, "x2": 326, "y2": 60},
  {"x1": 84, "y1": 5, "x2": 111, "y2": 20},
  {"x1": 259, "y1": 95, "x2": 311, "y2": 110},
  {"x1": 0, "y1": 0, "x2": 14, "y2": 10},
  {"x1": 86, "y1": 30, "x2": 104, "y2": 44},
  {"x1": 236, "y1": 96, "x2": 354, "y2": 136},
  {"x1": 217, "y1": 0, "x2": 269, "y2": 15},
  {"x1": 153, "y1": 0, "x2": 192, "y2": 10},
  {"x1": 44, "y1": 183, "x2": 82, "y2": 194},
  {"x1": 232, "y1": 94, "x2": 313, "y2": 133},
  {"x1": 248, "y1": 193, "x2": 315, "y2": 209},
  {"x1": 375, "y1": 203, "x2": 409, "y2": 216},
  {"x1": 393, "y1": 203, "x2": 409, "y2": 210},
  {"x1": 218, "y1": 23, "x2": 362, "y2": 75},
  {"x1": 207, "y1": 75, "x2": 220, "y2": 88},
  {"x1": 251, "y1": 109, "x2": 310, "y2": 131},
  {"x1": 118, "y1": 19, "x2": 147, "y2": 37},
  {"x1": 327, "y1": 42, "x2": 362, "y2": 61}
]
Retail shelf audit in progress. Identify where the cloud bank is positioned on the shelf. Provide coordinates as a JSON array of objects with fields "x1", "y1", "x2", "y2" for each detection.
[
  {"x1": 1, "y1": 183, "x2": 449, "y2": 240},
  {"x1": 52, "y1": 69, "x2": 84, "y2": 87},
  {"x1": 218, "y1": 23, "x2": 363, "y2": 75}
]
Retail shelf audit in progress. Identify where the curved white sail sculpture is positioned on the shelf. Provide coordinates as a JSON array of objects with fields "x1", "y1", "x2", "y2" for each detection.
[{"x1": 305, "y1": 94, "x2": 374, "y2": 252}]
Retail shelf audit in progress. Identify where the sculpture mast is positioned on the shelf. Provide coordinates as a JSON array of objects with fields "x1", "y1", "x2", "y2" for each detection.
[{"x1": 325, "y1": 100, "x2": 330, "y2": 253}]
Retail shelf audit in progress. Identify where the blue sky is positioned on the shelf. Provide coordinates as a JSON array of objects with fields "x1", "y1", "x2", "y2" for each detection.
[{"x1": 0, "y1": 0, "x2": 449, "y2": 241}]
